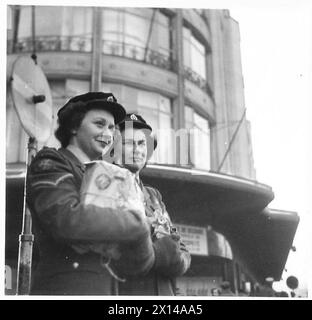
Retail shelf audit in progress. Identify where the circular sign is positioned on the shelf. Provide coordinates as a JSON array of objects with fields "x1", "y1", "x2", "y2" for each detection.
[
  {"x1": 286, "y1": 276, "x2": 299, "y2": 290},
  {"x1": 11, "y1": 56, "x2": 53, "y2": 142}
]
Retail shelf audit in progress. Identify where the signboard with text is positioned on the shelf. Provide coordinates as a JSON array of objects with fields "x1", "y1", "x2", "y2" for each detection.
[
  {"x1": 175, "y1": 224, "x2": 208, "y2": 256},
  {"x1": 176, "y1": 276, "x2": 222, "y2": 296}
]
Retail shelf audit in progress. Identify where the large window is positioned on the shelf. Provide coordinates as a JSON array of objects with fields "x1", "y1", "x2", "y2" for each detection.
[
  {"x1": 102, "y1": 8, "x2": 172, "y2": 69},
  {"x1": 137, "y1": 90, "x2": 173, "y2": 164},
  {"x1": 185, "y1": 106, "x2": 210, "y2": 170},
  {"x1": 14, "y1": 6, "x2": 93, "y2": 52},
  {"x1": 102, "y1": 83, "x2": 174, "y2": 165},
  {"x1": 183, "y1": 27, "x2": 207, "y2": 90}
]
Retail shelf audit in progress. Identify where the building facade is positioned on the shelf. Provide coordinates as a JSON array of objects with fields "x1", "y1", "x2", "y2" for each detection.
[{"x1": 6, "y1": 6, "x2": 299, "y2": 296}]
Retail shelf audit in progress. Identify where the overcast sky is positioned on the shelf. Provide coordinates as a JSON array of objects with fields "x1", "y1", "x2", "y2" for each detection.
[{"x1": 229, "y1": 2, "x2": 311, "y2": 294}]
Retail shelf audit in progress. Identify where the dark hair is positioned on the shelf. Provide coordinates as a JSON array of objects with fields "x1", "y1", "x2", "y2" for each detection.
[{"x1": 55, "y1": 101, "x2": 89, "y2": 147}]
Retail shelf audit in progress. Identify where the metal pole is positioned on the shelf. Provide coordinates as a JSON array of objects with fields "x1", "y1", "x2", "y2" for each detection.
[
  {"x1": 31, "y1": 6, "x2": 37, "y2": 64},
  {"x1": 11, "y1": 6, "x2": 21, "y2": 53},
  {"x1": 217, "y1": 108, "x2": 246, "y2": 172},
  {"x1": 91, "y1": 7, "x2": 102, "y2": 91},
  {"x1": 173, "y1": 9, "x2": 185, "y2": 166},
  {"x1": 143, "y1": 9, "x2": 157, "y2": 62},
  {"x1": 16, "y1": 136, "x2": 37, "y2": 295}
]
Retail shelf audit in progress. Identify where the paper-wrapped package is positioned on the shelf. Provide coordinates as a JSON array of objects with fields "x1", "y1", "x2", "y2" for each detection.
[
  {"x1": 76, "y1": 161, "x2": 155, "y2": 279},
  {"x1": 80, "y1": 160, "x2": 145, "y2": 217},
  {"x1": 72, "y1": 161, "x2": 146, "y2": 260},
  {"x1": 72, "y1": 161, "x2": 156, "y2": 279}
]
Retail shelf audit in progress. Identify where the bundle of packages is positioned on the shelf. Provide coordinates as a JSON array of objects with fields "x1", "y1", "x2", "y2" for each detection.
[
  {"x1": 80, "y1": 160, "x2": 145, "y2": 216},
  {"x1": 74, "y1": 161, "x2": 154, "y2": 279}
]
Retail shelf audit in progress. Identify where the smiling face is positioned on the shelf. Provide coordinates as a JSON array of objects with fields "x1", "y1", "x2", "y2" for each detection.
[
  {"x1": 69, "y1": 109, "x2": 115, "y2": 160},
  {"x1": 116, "y1": 128, "x2": 148, "y2": 174}
]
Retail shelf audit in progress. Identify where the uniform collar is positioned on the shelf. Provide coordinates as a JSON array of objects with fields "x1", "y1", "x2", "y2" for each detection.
[
  {"x1": 66, "y1": 145, "x2": 91, "y2": 164},
  {"x1": 59, "y1": 147, "x2": 86, "y2": 170}
]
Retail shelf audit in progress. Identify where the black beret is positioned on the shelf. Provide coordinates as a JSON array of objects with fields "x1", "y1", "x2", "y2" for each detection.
[
  {"x1": 57, "y1": 92, "x2": 126, "y2": 124},
  {"x1": 118, "y1": 113, "x2": 157, "y2": 150}
]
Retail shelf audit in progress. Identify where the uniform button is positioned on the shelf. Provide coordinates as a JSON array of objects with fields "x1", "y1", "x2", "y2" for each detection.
[{"x1": 73, "y1": 262, "x2": 79, "y2": 269}]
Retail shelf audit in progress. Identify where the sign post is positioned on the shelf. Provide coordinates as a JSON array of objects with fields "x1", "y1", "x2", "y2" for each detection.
[
  {"x1": 16, "y1": 137, "x2": 37, "y2": 294},
  {"x1": 10, "y1": 56, "x2": 53, "y2": 294}
]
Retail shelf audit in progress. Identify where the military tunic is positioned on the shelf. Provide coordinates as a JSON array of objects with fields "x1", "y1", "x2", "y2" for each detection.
[{"x1": 27, "y1": 147, "x2": 190, "y2": 295}]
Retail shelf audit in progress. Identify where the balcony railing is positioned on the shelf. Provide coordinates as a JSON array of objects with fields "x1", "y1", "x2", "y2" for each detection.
[
  {"x1": 8, "y1": 36, "x2": 212, "y2": 95},
  {"x1": 9, "y1": 36, "x2": 93, "y2": 53},
  {"x1": 102, "y1": 40, "x2": 173, "y2": 71},
  {"x1": 8, "y1": 36, "x2": 173, "y2": 70},
  {"x1": 183, "y1": 66, "x2": 213, "y2": 96}
]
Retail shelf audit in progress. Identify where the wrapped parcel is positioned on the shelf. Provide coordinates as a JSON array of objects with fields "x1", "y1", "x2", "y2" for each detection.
[
  {"x1": 75, "y1": 161, "x2": 155, "y2": 278},
  {"x1": 80, "y1": 161, "x2": 145, "y2": 217}
]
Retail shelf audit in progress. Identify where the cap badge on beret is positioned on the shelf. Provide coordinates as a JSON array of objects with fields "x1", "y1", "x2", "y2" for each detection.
[
  {"x1": 107, "y1": 96, "x2": 114, "y2": 102},
  {"x1": 130, "y1": 114, "x2": 138, "y2": 121}
]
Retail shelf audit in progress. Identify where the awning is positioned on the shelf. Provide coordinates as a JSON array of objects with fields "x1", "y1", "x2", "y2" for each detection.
[
  {"x1": 141, "y1": 164, "x2": 275, "y2": 226},
  {"x1": 141, "y1": 164, "x2": 299, "y2": 282}
]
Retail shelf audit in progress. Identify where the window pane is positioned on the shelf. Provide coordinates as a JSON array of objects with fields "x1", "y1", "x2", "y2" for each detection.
[
  {"x1": 60, "y1": 7, "x2": 93, "y2": 37},
  {"x1": 17, "y1": 6, "x2": 93, "y2": 52},
  {"x1": 193, "y1": 128, "x2": 210, "y2": 169},
  {"x1": 154, "y1": 24, "x2": 170, "y2": 56},
  {"x1": 17, "y1": 6, "x2": 32, "y2": 38},
  {"x1": 150, "y1": 11, "x2": 170, "y2": 57},
  {"x1": 183, "y1": 27, "x2": 207, "y2": 80},
  {"x1": 193, "y1": 112, "x2": 210, "y2": 169},
  {"x1": 102, "y1": 8, "x2": 171, "y2": 64},
  {"x1": 190, "y1": 35, "x2": 206, "y2": 79},
  {"x1": 138, "y1": 90, "x2": 158, "y2": 110},
  {"x1": 159, "y1": 96, "x2": 171, "y2": 113},
  {"x1": 124, "y1": 7, "x2": 153, "y2": 20},
  {"x1": 185, "y1": 105, "x2": 193, "y2": 130},
  {"x1": 124, "y1": 12, "x2": 149, "y2": 47},
  {"x1": 18, "y1": 6, "x2": 93, "y2": 37},
  {"x1": 65, "y1": 79, "x2": 90, "y2": 97},
  {"x1": 183, "y1": 27, "x2": 192, "y2": 68},
  {"x1": 156, "y1": 10, "x2": 170, "y2": 27},
  {"x1": 103, "y1": 9, "x2": 121, "y2": 34},
  {"x1": 185, "y1": 106, "x2": 210, "y2": 170},
  {"x1": 194, "y1": 112, "x2": 209, "y2": 133},
  {"x1": 137, "y1": 89, "x2": 173, "y2": 164}
]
